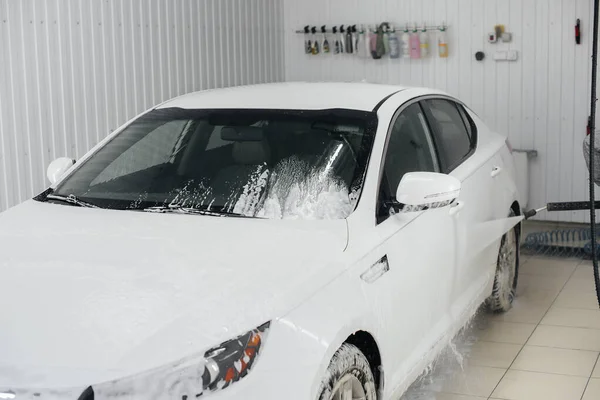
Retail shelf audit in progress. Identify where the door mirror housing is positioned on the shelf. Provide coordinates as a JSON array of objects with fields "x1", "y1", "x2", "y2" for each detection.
[
  {"x1": 396, "y1": 172, "x2": 461, "y2": 210},
  {"x1": 47, "y1": 157, "x2": 75, "y2": 184}
]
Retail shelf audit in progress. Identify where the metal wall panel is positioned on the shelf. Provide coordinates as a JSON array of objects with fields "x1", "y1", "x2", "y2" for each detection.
[
  {"x1": 0, "y1": 0, "x2": 284, "y2": 212},
  {"x1": 283, "y1": 0, "x2": 595, "y2": 223}
]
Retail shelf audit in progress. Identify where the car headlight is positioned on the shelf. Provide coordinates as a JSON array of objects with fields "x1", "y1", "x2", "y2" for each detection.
[{"x1": 83, "y1": 322, "x2": 270, "y2": 400}]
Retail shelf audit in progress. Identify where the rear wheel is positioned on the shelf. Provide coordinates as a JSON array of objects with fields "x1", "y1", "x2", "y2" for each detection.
[
  {"x1": 317, "y1": 343, "x2": 377, "y2": 400},
  {"x1": 486, "y1": 209, "x2": 520, "y2": 312}
]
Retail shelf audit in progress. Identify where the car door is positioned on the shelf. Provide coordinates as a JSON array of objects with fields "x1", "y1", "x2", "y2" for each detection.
[
  {"x1": 421, "y1": 98, "x2": 499, "y2": 318},
  {"x1": 368, "y1": 101, "x2": 459, "y2": 388}
]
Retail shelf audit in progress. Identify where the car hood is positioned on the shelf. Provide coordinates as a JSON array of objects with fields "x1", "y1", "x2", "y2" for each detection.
[{"x1": 0, "y1": 200, "x2": 348, "y2": 389}]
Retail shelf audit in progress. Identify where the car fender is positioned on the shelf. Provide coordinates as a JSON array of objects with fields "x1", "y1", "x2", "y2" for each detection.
[{"x1": 253, "y1": 267, "x2": 382, "y2": 400}]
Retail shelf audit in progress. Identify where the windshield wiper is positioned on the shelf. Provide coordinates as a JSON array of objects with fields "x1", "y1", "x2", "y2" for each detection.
[
  {"x1": 142, "y1": 205, "x2": 251, "y2": 218},
  {"x1": 46, "y1": 194, "x2": 98, "y2": 208}
]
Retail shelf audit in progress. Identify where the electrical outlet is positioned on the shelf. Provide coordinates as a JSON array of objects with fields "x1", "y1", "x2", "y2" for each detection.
[
  {"x1": 507, "y1": 50, "x2": 518, "y2": 61},
  {"x1": 493, "y1": 51, "x2": 507, "y2": 60}
]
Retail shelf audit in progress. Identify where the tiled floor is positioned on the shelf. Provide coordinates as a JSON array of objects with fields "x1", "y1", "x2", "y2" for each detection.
[{"x1": 401, "y1": 256, "x2": 600, "y2": 400}]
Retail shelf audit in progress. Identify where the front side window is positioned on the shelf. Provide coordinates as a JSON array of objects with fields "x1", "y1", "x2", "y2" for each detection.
[
  {"x1": 44, "y1": 108, "x2": 377, "y2": 220},
  {"x1": 422, "y1": 99, "x2": 475, "y2": 172},
  {"x1": 378, "y1": 102, "x2": 438, "y2": 222}
]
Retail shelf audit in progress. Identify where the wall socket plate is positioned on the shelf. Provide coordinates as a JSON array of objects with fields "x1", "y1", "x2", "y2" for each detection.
[
  {"x1": 493, "y1": 50, "x2": 519, "y2": 61},
  {"x1": 493, "y1": 51, "x2": 507, "y2": 60},
  {"x1": 501, "y1": 32, "x2": 512, "y2": 42},
  {"x1": 507, "y1": 50, "x2": 518, "y2": 61}
]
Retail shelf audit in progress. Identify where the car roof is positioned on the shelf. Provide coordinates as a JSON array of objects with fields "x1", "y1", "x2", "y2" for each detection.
[{"x1": 156, "y1": 82, "x2": 421, "y2": 112}]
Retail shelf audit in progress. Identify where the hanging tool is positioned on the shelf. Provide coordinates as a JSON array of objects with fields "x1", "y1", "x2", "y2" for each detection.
[
  {"x1": 311, "y1": 26, "x2": 319, "y2": 54},
  {"x1": 304, "y1": 26, "x2": 311, "y2": 54},
  {"x1": 321, "y1": 25, "x2": 330, "y2": 53},
  {"x1": 340, "y1": 25, "x2": 346, "y2": 53},
  {"x1": 353, "y1": 25, "x2": 360, "y2": 54},
  {"x1": 576, "y1": 18, "x2": 582, "y2": 44}
]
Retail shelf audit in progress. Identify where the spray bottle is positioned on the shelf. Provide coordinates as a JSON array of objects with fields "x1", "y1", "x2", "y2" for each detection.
[
  {"x1": 438, "y1": 24, "x2": 448, "y2": 58},
  {"x1": 401, "y1": 25, "x2": 411, "y2": 58},
  {"x1": 410, "y1": 24, "x2": 421, "y2": 59},
  {"x1": 304, "y1": 26, "x2": 311, "y2": 54},
  {"x1": 388, "y1": 25, "x2": 400, "y2": 59},
  {"x1": 383, "y1": 24, "x2": 390, "y2": 56},
  {"x1": 358, "y1": 25, "x2": 369, "y2": 58},
  {"x1": 311, "y1": 26, "x2": 319, "y2": 55},
  {"x1": 370, "y1": 25, "x2": 379, "y2": 59},
  {"x1": 321, "y1": 25, "x2": 330, "y2": 54},
  {"x1": 346, "y1": 24, "x2": 354, "y2": 54},
  {"x1": 419, "y1": 24, "x2": 429, "y2": 58}
]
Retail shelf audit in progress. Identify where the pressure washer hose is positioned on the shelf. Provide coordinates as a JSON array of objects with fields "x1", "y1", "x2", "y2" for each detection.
[{"x1": 524, "y1": 0, "x2": 600, "y2": 308}]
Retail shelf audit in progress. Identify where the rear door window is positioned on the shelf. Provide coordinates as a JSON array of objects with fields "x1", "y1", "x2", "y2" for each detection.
[{"x1": 422, "y1": 99, "x2": 476, "y2": 172}]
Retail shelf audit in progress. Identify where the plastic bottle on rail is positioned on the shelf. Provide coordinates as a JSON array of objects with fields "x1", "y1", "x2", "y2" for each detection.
[
  {"x1": 438, "y1": 26, "x2": 449, "y2": 58},
  {"x1": 410, "y1": 26, "x2": 421, "y2": 59},
  {"x1": 419, "y1": 26, "x2": 429, "y2": 58},
  {"x1": 401, "y1": 26, "x2": 411, "y2": 58},
  {"x1": 383, "y1": 25, "x2": 390, "y2": 55},
  {"x1": 388, "y1": 25, "x2": 400, "y2": 59}
]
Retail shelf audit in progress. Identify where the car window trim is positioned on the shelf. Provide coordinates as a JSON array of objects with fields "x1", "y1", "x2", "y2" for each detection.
[
  {"x1": 420, "y1": 97, "x2": 478, "y2": 174},
  {"x1": 456, "y1": 103, "x2": 478, "y2": 146},
  {"x1": 374, "y1": 98, "x2": 441, "y2": 225}
]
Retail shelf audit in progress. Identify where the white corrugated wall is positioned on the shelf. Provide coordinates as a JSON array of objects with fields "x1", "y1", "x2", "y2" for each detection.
[
  {"x1": 0, "y1": 0, "x2": 285, "y2": 212},
  {"x1": 283, "y1": 0, "x2": 595, "y2": 223}
]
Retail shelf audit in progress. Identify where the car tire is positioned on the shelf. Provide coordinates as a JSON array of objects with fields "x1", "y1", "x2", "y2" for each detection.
[
  {"x1": 317, "y1": 343, "x2": 378, "y2": 400},
  {"x1": 486, "y1": 209, "x2": 520, "y2": 313}
]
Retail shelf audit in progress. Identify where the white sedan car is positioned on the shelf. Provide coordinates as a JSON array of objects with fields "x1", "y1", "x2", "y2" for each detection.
[{"x1": 0, "y1": 82, "x2": 521, "y2": 400}]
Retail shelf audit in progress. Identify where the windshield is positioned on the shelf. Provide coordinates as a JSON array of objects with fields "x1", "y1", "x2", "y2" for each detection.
[{"x1": 45, "y1": 108, "x2": 377, "y2": 219}]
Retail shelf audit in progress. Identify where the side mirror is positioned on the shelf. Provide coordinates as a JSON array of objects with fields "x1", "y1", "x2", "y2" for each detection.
[
  {"x1": 396, "y1": 172, "x2": 461, "y2": 210},
  {"x1": 47, "y1": 157, "x2": 75, "y2": 184}
]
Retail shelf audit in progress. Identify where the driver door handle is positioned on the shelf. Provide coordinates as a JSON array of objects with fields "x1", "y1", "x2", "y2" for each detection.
[
  {"x1": 449, "y1": 201, "x2": 465, "y2": 216},
  {"x1": 491, "y1": 166, "x2": 503, "y2": 178}
]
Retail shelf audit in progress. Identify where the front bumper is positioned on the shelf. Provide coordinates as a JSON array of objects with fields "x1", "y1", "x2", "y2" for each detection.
[{"x1": 0, "y1": 319, "x2": 327, "y2": 400}]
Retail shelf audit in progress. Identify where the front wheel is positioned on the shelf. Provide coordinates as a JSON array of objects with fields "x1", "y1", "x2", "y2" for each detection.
[
  {"x1": 317, "y1": 343, "x2": 377, "y2": 400},
  {"x1": 486, "y1": 209, "x2": 520, "y2": 312}
]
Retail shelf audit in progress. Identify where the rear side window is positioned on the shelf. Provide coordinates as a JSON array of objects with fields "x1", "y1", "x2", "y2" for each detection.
[{"x1": 422, "y1": 99, "x2": 476, "y2": 172}]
